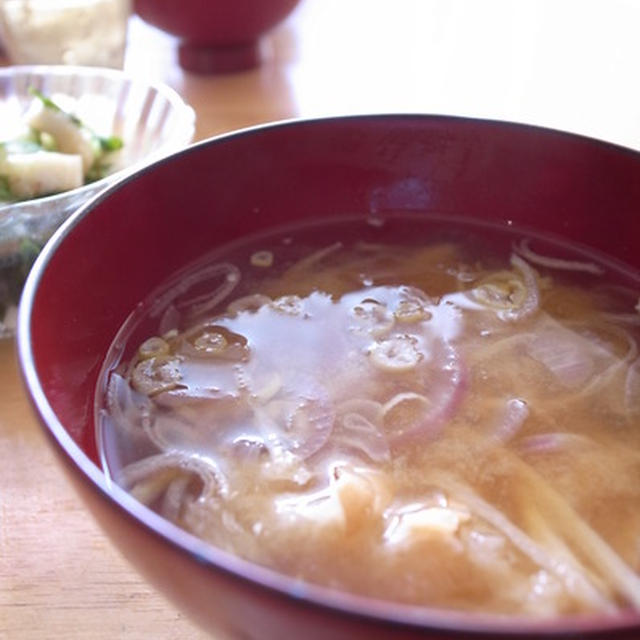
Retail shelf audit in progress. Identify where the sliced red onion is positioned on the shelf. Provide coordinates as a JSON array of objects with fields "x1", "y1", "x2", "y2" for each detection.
[
  {"x1": 499, "y1": 254, "x2": 540, "y2": 322},
  {"x1": 288, "y1": 242, "x2": 343, "y2": 271},
  {"x1": 257, "y1": 379, "x2": 335, "y2": 460},
  {"x1": 146, "y1": 410, "x2": 211, "y2": 454},
  {"x1": 288, "y1": 391, "x2": 335, "y2": 459},
  {"x1": 581, "y1": 324, "x2": 638, "y2": 362},
  {"x1": 518, "y1": 432, "x2": 594, "y2": 455},
  {"x1": 153, "y1": 387, "x2": 238, "y2": 406},
  {"x1": 386, "y1": 340, "x2": 466, "y2": 448},
  {"x1": 527, "y1": 327, "x2": 595, "y2": 388},
  {"x1": 148, "y1": 388, "x2": 247, "y2": 454},
  {"x1": 524, "y1": 317, "x2": 637, "y2": 403},
  {"x1": 148, "y1": 262, "x2": 241, "y2": 330},
  {"x1": 514, "y1": 238, "x2": 605, "y2": 276},
  {"x1": 177, "y1": 264, "x2": 241, "y2": 313},
  {"x1": 161, "y1": 474, "x2": 191, "y2": 522},
  {"x1": 105, "y1": 371, "x2": 153, "y2": 436},
  {"x1": 118, "y1": 451, "x2": 229, "y2": 505},
  {"x1": 468, "y1": 255, "x2": 540, "y2": 322},
  {"x1": 492, "y1": 398, "x2": 529, "y2": 443},
  {"x1": 600, "y1": 312, "x2": 640, "y2": 326},
  {"x1": 158, "y1": 304, "x2": 181, "y2": 336},
  {"x1": 329, "y1": 399, "x2": 390, "y2": 463},
  {"x1": 625, "y1": 358, "x2": 640, "y2": 415}
]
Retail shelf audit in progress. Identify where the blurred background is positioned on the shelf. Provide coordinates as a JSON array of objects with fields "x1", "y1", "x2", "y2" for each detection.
[{"x1": 2, "y1": 0, "x2": 639, "y2": 145}]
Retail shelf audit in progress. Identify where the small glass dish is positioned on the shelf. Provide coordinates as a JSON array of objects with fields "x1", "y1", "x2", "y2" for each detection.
[{"x1": 0, "y1": 65, "x2": 196, "y2": 338}]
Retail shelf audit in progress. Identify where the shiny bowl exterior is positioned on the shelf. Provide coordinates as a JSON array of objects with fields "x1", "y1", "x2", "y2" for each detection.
[
  {"x1": 17, "y1": 115, "x2": 640, "y2": 639},
  {"x1": 0, "y1": 65, "x2": 195, "y2": 336},
  {"x1": 134, "y1": 0, "x2": 301, "y2": 73}
]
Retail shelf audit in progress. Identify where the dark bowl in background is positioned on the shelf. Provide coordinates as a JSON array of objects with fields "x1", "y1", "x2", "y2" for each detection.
[
  {"x1": 17, "y1": 115, "x2": 640, "y2": 639},
  {"x1": 133, "y1": 0, "x2": 301, "y2": 73}
]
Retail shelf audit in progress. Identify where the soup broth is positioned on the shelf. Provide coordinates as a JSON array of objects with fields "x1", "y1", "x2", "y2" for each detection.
[{"x1": 97, "y1": 215, "x2": 640, "y2": 617}]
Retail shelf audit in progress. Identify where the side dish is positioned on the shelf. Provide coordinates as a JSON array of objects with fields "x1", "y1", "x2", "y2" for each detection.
[{"x1": 0, "y1": 89, "x2": 123, "y2": 202}]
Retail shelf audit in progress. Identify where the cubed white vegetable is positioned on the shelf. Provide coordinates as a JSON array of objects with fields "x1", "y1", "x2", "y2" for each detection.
[
  {"x1": 28, "y1": 104, "x2": 97, "y2": 173},
  {"x1": 3, "y1": 151, "x2": 83, "y2": 199}
]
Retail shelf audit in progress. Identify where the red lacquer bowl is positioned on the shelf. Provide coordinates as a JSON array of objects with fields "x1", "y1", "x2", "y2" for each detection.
[
  {"x1": 17, "y1": 115, "x2": 640, "y2": 639},
  {"x1": 133, "y1": 0, "x2": 301, "y2": 73}
]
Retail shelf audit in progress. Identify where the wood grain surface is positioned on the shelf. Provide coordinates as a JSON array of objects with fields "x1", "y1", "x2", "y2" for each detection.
[{"x1": 3, "y1": 1, "x2": 640, "y2": 637}]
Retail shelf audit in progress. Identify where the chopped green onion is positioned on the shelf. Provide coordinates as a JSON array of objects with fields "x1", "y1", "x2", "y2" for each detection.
[
  {"x1": 28, "y1": 87, "x2": 61, "y2": 112},
  {"x1": 85, "y1": 158, "x2": 113, "y2": 183},
  {"x1": 99, "y1": 135, "x2": 124, "y2": 152},
  {"x1": 0, "y1": 175, "x2": 13, "y2": 201},
  {"x1": 29, "y1": 86, "x2": 82, "y2": 125}
]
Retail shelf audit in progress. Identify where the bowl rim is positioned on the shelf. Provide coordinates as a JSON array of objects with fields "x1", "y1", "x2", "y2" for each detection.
[
  {"x1": 17, "y1": 112, "x2": 640, "y2": 637},
  {"x1": 0, "y1": 63, "x2": 196, "y2": 218}
]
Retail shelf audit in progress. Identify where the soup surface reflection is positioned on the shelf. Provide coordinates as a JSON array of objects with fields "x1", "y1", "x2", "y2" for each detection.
[{"x1": 97, "y1": 216, "x2": 640, "y2": 617}]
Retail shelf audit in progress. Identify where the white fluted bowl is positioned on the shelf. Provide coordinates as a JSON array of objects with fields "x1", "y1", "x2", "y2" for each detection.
[{"x1": 0, "y1": 65, "x2": 195, "y2": 337}]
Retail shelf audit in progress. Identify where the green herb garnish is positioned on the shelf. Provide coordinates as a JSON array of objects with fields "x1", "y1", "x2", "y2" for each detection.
[
  {"x1": 29, "y1": 86, "x2": 123, "y2": 154},
  {"x1": 99, "y1": 135, "x2": 124, "y2": 152},
  {"x1": 28, "y1": 86, "x2": 61, "y2": 111},
  {"x1": 29, "y1": 87, "x2": 83, "y2": 126},
  {"x1": 0, "y1": 175, "x2": 13, "y2": 201},
  {"x1": 17, "y1": 237, "x2": 42, "y2": 279}
]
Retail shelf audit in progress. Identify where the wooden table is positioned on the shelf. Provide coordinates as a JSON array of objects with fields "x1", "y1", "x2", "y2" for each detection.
[{"x1": 3, "y1": 1, "x2": 640, "y2": 637}]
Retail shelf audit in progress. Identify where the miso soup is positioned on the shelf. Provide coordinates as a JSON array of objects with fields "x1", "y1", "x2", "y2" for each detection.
[{"x1": 97, "y1": 215, "x2": 640, "y2": 617}]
